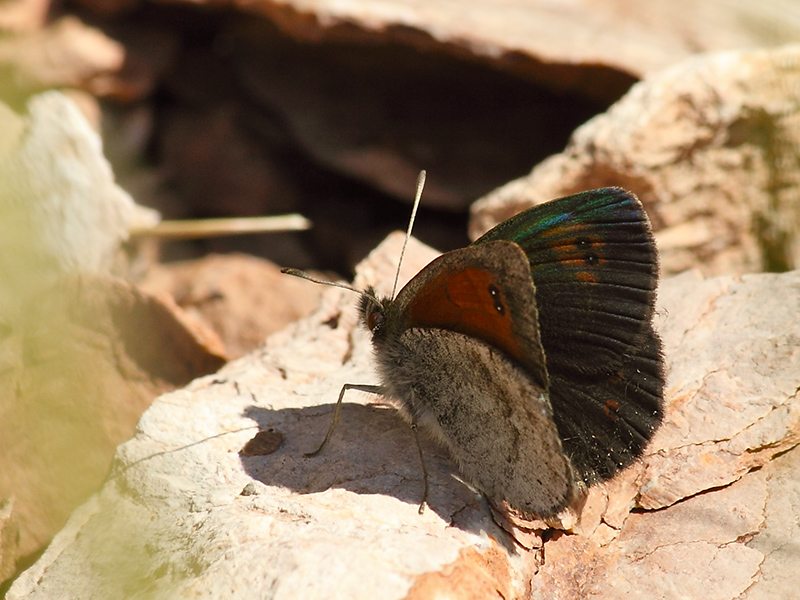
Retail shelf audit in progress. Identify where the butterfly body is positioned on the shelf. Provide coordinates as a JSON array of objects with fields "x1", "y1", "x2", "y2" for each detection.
[{"x1": 358, "y1": 187, "x2": 664, "y2": 519}]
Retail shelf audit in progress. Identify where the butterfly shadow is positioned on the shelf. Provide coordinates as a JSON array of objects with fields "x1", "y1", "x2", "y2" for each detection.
[{"x1": 239, "y1": 402, "x2": 503, "y2": 538}]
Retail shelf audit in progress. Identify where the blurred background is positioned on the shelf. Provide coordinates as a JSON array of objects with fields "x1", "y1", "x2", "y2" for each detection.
[{"x1": 4, "y1": 0, "x2": 797, "y2": 274}]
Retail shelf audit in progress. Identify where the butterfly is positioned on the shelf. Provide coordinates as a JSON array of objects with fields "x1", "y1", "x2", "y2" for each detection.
[{"x1": 285, "y1": 178, "x2": 664, "y2": 519}]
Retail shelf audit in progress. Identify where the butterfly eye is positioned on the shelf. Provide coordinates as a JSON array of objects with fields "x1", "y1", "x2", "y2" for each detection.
[
  {"x1": 366, "y1": 309, "x2": 385, "y2": 333},
  {"x1": 487, "y1": 284, "x2": 506, "y2": 315}
]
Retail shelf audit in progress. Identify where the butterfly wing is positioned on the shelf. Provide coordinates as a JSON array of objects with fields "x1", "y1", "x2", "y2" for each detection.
[
  {"x1": 475, "y1": 188, "x2": 658, "y2": 375},
  {"x1": 547, "y1": 327, "x2": 663, "y2": 482},
  {"x1": 386, "y1": 240, "x2": 549, "y2": 390},
  {"x1": 475, "y1": 188, "x2": 664, "y2": 483}
]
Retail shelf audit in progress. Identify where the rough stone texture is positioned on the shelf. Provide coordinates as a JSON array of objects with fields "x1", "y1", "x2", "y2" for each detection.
[
  {"x1": 641, "y1": 270, "x2": 800, "y2": 509},
  {"x1": 530, "y1": 469, "x2": 771, "y2": 599},
  {"x1": 0, "y1": 91, "x2": 158, "y2": 309},
  {"x1": 7, "y1": 234, "x2": 800, "y2": 599},
  {"x1": 471, "y1": 44, "x2": 800, "y2": 277},
  {"x1": 742, "y1": 443, "x2": 800, "y2": 600},
  {"x1": 138, "y1": 253, "x2": 326, "y2": 358}
]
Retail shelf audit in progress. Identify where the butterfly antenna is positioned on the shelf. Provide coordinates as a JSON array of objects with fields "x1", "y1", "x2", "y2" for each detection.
[
  {"x1": 280, "y1": 268, "x2": 360, "y2": 294},
  {"x1": 281, "y1": 268, "x2": 382, "y2": 305},
  {"x1": 391, "y1": 170, "x2": 426, "y2": 300}
]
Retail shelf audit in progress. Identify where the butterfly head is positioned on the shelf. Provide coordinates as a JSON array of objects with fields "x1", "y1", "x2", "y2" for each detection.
[{"x1": 358, "y1": 286, "x2": 393, "y2": 338}]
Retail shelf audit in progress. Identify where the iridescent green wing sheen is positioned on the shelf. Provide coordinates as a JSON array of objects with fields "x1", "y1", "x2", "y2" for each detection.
[
  {"x1": 474, "y1": 188, "x2": 664, "y2": 483},
  {"x1": 475, "y1": 188, "x2": 657, "y2": 375}
]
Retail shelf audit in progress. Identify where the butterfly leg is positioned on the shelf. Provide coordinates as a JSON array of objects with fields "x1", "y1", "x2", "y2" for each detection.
[
  {"x1": 304, "y1": 383, "x2": 384, "y2": 457},
  {"x1": 410, "y1": 422, "x2": 429, "y2": 514}
]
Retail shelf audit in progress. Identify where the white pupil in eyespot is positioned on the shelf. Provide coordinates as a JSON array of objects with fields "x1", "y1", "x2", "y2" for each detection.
[{"x1": 488, "y1": 284, "x2": 505, "y2": 315}]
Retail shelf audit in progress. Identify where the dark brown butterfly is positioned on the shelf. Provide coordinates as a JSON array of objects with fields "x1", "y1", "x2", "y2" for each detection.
[{"x1": 285, "y1": 180, "x2": 663, "y2": 519}]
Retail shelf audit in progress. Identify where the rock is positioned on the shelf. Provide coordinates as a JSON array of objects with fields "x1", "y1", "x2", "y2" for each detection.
[
  {"x1": 0, "y1": 17, "x2": 126, "y2": 99},
  {"x1": 642, "y1": 270, "x2": 800, "y2": 508},
  {"x1": 57, "y1": 2, "x2": 797, "y2": 272},
  {"x1": 132, "y1": 1, "x2": 800, "y2": 222},
  {"x1": 0, "y1": 91, "x2": 159, "y2": 310},
  {"x1": 0, "y1": 499, "x2": 18, "y2": 584},
  {"x1": 0, "y1": 90, "x2": 228, "y2": 589},
  {"x1": 229, "y1": 22, "x2": 591, "y2": 213},
  {"x1": 0, "y1": 275, "x2": 227, "y2": 590},
  {"x1": 471, "y1": 44, "x2": 800, "y2": 277},
  {"x1": 138, "y1": 253, "x2": 326, "y2": 359},
  {"x1": 224, "y1": 1, "x2": 800, "y2": 213},
  {"x1": 529, "y1": 463, "x2": 787, "y2": 599},
  {"x1": 0, "y1": 0, "x2": 49, "y2": 33},
  {"x1": 7, "y1": 233, "x2": 800, "y2": 599},
  {"x1": 228, "y1": 0, "x2": 798, "y2": 96}
]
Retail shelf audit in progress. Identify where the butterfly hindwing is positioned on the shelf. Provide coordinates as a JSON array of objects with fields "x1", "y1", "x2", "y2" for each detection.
[
  {"x1": 373, "y1": 241, "x2": 578, "y2": 516},
  {"x1": 548, "y1": 325, "x2": 664, "y2": 482}
]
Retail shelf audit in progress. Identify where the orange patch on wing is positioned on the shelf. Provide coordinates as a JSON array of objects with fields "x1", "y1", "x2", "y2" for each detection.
[
  {"x1": 549, "y1": 228, "x2": 607, "y2": 269},
  {"x1": 406, "y1": 268, "x2": 524, "y2": 364},
  {"x1": 540, "y1": 221, "x2": 583, "y2": 239},
  {"x1": 575, "y1": 271, "x2": 599, "y2": 283},
  {"x1": 603, "y1": 399, "x2": 620, "y2": 420}
]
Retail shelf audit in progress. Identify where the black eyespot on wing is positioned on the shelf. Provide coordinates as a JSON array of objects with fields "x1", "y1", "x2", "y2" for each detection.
[{"x1": 487, "y1": 284, "x2": 506, "y2": 315}]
